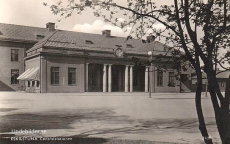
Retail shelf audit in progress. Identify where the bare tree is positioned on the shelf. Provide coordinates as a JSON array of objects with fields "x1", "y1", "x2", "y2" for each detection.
[{"x1": 45, "y1": 0, "x2": 230, "y2": 143}]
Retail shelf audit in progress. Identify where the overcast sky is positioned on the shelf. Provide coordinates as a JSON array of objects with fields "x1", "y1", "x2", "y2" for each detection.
[{"x1": 0, "y1": 0, "x2": 173, "y2": 37}]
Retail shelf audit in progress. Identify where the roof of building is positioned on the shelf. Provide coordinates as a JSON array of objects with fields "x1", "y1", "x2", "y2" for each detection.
[
  {"x1": 0, "y1": 23, "x2": 51, "y2": 43},
  {"x1": 29, "y1": 30, "x2": 173, "y2": 55},
  {"x1": 216, "y1": 71, "x2": 230, "y2": 78},
  {"x1": 0, "y1": 23, "x2": 173, "y2": 56},
  {"x1": 192, "y1": 70, "x2": 230, "y2": 79}
]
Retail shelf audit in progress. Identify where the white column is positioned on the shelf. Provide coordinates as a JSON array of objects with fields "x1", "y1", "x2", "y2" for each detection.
[
  {"x1": 145, "y1": 66, "x2": 149, "y2": 92},
  {"x1": 125, "y1": 65, "x2": 129, "y2": 92},
  {"x1": 103, "y1": 64, "x2": 107, "y2": 92},
  {"x1": 130, "y1": 65, "x2": 133, "y2": 92},
  {"x1": 108, "y1": 64, "x2": 112, "y2": 92},
  {"x1": 85, "y1": 63, "x2": 89, "y2": 92}
]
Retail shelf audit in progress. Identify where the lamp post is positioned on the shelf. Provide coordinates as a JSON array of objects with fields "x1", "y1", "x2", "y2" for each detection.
[{"x1": 148, "y1": 51, "x2": 153, "y2": 98}]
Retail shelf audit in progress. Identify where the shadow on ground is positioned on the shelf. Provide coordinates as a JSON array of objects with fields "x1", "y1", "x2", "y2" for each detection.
[
  {"x1": 0, "y1": 108, "x2": 217, "y2": 144},
  {"x1": 0, "y1": 108, "x2": 216, "y2": 133}
]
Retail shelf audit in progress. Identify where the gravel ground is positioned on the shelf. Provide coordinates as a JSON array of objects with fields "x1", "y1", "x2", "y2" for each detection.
[{"x1": 0, "y1": 92, "x2": 222, "y2": 144}]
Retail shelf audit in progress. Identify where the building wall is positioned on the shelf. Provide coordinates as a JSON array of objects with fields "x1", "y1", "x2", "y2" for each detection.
[
  {"x1": 44, "y1": 56, "x2": 85, "y2": 93},
  {"x1": 0, "y1": 45, "x2": 25, "y2": 91},
  {"x1": 151, "y1": 69, "x2": 180, "y2": 93},
  {"x1": 24, "y1": 53, "x2": 191, "y2": 93},
  {"x1": 191, "y1": 79, "x2": 227, "y2": 92},
  {"x1": 26, "y1": 57, "x2": 40, "y2": 68}
]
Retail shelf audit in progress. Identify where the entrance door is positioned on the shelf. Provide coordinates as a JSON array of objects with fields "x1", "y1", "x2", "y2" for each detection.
[
  {"x1": 133, "y1": 66, "x2": 145, "y2": 92},
  {"x1": 112, "y1": 65, "x2": 125, "y2": 92},
  {"x1": 88, "y1": 64, "x2": 103, "y2": 92}
]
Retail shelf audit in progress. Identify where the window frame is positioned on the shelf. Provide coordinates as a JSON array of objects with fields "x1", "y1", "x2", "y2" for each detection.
[
  {"x1": 51, "y1": 67, "x2": 59, "y2": 85},
  {"x1": 168, "y1": 72, "x2": 175, "y2": 86},
  {"x1": 11, "y1": 49, "x2": 19, "y2": 61},
  {"x1": 11, "y1": 69, "x2": 19, "y2": 84},
  {"x1": 126, "y1": 44, "x2": 134, "y2": 48},
  {"x1": 68, "y1": 67, "x2": 77, "y2": 85},
  {"x1": 157, "y1": 70, "x2": 163, "y2": 86},
  {"x1": 85, "y1": 40, "x2": 94, "y2": 44}
]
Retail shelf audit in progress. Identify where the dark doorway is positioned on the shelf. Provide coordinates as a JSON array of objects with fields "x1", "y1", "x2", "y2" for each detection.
[
  {"x1": 112, "y1": 65, "x2": 125, "y2": 92},
  {"x1": 88, "y1": 64, "x2": 103, "y2": 92},
  {"x1": 133, "y1": 66, "x2": 145, "y2": 92}
]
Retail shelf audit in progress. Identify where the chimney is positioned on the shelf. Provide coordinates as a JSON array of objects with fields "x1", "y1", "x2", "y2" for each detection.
[
  {"x1": 146, "y1": 35, "x2": 156, "y2": 43},
  {"x1": 102, "y1": 30, "x2": 111, "y2": 37},
  {"x1": 46, "y1": 22, "x2": 55, "y2": 31}
]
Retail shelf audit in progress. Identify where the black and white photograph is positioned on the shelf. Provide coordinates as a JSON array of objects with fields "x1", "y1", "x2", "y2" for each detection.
[{"x1": 0, "y1": 0, "x2": 229, "y2": 143}]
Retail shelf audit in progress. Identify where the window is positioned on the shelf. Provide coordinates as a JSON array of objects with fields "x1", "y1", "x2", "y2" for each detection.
[
  {"x1": 157, "y1": 70, "x2": 163, "y2": 86},
  {"x1": 11, "y1": 49, "x2": 19, "y2": 61},
  {"x1": 36, "y1": 35, "x2": 45, "y2": 39},
  {"x1": 169, "y1": 72, "x2": 175, "y2": 85},
  {"x1": 85, "y1": 40, "x2": 94, "y2": 44},
  {"x1": 221, "y1": 82, "x2": 225, "y2": 87},
  {"x1": 11, "y1": 69, "x2": 19, "y2": 84},
  {"x1": 115, "y1": 45, "x2": 122, "y2": 48},
  {"x1": 126, "y1": 44, "x2": 134, "y2": 48},
  {"x1": 68, "y1": 68, "x2": 76, "y2": 85},
  {"x1": 51, "y1": 67, "x2": 59, "y2": 85}
]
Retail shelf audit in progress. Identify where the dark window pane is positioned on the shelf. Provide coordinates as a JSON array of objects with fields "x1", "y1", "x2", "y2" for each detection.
[
  {"x1": 51, "y1": 67, "x2": 59, "y2": 85},
  {"x1": 169, "y1": 72, "x2": 174, "y2": 84},
  {"x1": 11, "y1": 49, "x2": 19, "y2": 61},
  {"x1": 11, "y1": 69, "x2": 19, "y2": 84},
  {"x1": 68, "y1": 68, "x2": 76, "y2": 85},
  {"x1": 157, "y1": 71, "x2": 163, "y2": 86}
]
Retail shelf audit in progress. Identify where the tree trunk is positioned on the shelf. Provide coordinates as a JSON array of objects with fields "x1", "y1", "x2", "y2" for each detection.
[
  {"x1": 207, "y1": 74, "x2": 230, "y2": 144},
  {"x1": 222, "y1": 76, "x2": 230, "y2": 144},
  {"x1": 195, "y1": 71, "x2": 213, "y2": 144}
]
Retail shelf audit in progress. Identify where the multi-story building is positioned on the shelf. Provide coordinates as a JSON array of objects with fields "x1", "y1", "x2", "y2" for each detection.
[
  {"x1": 0, "y1": 23, "x2": 52, "y2": 91},
  {"x1": 0, "y1": 22, "x2": 194, "y2": 93}
]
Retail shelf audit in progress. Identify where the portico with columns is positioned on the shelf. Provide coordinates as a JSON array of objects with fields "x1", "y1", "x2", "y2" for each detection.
[{"x1": 86, "y1": 62, "x2": 147, "y2": 92}]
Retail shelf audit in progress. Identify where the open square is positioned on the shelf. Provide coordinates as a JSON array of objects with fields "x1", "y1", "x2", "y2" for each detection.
[{"x1": 0, "y1": 92, "x2": 221, "y2": 143}]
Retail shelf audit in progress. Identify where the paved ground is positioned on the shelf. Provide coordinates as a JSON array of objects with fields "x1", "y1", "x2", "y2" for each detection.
[{"x1": 0, "y1": 92, "x2": 221, "y2": 144}]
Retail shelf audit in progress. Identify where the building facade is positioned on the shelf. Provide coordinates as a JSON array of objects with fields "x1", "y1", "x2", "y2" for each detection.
[
  {"x1": 0, "y1": 22, "x2": 191, "y2": 93},
  {"x1": 191, "y1": 71, "x2": 230, "y2": 92}
]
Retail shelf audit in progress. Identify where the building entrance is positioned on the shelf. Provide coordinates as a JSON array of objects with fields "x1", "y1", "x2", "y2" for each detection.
[
  {"x1": 133, "y1": 66, "x2": 145, "y2": 92},
  {"x1": 87, "y1": 64, "x2": 145, "y2": 92},
  {"x1": 88, "y1": 64, "x2": 103, "y2": 92},
  {"x1": 112, "y1": 65, "x2": 125, "y2": 92}
]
